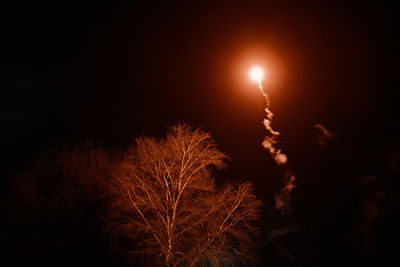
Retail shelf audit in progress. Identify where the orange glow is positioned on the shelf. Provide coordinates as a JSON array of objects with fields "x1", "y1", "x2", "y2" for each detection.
[
  {"x1": 227, "y1": 45, "x2": 286, "y2": 99},
  {"x1": 249, "y1": 66, "x2": 265, "y2": 83}
]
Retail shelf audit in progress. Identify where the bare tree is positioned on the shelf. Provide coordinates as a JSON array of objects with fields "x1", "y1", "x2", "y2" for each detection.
[
  {"x1": 8, "y1": 141, "x2": 120, "y2": 266},
  {"x1": 10, "y1": 141, "x2": 118, "y2": 219},
  {"x1": 105, "y1": 125, "x2": 262, "y2": 266}
]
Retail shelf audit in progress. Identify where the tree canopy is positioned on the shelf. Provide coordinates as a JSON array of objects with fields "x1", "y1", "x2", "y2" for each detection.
[{"x1": 105, "y1": 125, "x2": 262, "y2": 266}]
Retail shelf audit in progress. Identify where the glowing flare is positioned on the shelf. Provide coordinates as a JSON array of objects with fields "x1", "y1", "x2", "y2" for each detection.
[
  {"x1": 249, "y1": 64, "x2": 296, "y2": 213},
  {"x1": 249, "y1": 66, "x2": 265, "y2": 83}
]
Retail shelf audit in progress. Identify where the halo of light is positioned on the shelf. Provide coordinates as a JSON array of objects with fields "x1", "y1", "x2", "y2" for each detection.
[{"x1": 249, "y1": 66, "x2": 265, "y2": 82}]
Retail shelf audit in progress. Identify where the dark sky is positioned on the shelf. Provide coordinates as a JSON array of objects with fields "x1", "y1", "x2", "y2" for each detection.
[
  {"x1": 2, "y1": 1, "x2": 400, "y2": 266},
  {"x1": 1, "y1": 1, "x2": 397, "y2": 162},
  {"x1": 2, "y1": 0, "x2": 399, "y2": 189}
]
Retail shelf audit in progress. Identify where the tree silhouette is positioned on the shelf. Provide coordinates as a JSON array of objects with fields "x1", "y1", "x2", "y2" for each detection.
[
  {"x1": 105, "y1": 125, "x2": 262, "y2": 266},
  {"x1": 8, "y1": 141, "x2": 119, "y2": 267}
]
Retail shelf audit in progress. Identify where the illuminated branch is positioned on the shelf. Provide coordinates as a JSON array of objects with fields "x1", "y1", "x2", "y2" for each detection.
[{"x1": 104, "y1": 125, "x2": 261, "y2": 266}]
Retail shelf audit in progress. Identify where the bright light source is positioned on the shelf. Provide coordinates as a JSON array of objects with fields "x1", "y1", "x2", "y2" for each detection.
[{"x1": 249, "y1": 66, "x2": 264, "y2": 82}]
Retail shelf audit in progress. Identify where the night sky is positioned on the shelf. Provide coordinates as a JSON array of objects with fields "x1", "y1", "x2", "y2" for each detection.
[{"x1": 2, "y1": 1, "x2": 400, "y2": 266}]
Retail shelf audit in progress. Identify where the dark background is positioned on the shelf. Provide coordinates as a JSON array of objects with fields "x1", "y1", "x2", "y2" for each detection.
[{"x1": 2, "y1": 1, "x2": 399, "y2": 266}]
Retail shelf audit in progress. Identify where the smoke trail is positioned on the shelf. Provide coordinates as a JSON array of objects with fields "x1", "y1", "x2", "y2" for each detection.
[
  {"x1": 258, "y1": 82, "x2": 286, "y2": 165},
  {"x1": 314, "y1": 123, "x2": 335, "y2": 146},
  {"x1": 257, "y1": 81, "x2": 295, "y2": 212},
  {"x1": 274, "y1": 172, "x2": 296, "y2": 213}
]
